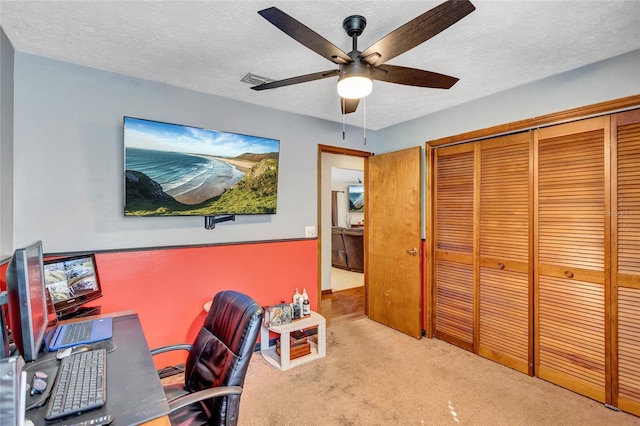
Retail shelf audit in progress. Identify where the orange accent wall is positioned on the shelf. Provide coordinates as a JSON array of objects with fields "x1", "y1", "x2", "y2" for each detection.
[{"x1": 1, "y1": 239, "x2": 317, "y2": 369}]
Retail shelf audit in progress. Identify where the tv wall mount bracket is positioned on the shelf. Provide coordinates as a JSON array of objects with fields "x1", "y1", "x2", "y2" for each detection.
[{"x1": 204, "y1": 214, "x2": 235, "y2": 230}]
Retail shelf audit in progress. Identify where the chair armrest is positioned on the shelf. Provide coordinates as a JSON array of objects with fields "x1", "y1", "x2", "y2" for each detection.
[
  {"x1": 150, "y1": 344, "x2": 192, "y2": 356},
  {"x1": 168, "y1": 386, "x2": 243, "y2": 412}
]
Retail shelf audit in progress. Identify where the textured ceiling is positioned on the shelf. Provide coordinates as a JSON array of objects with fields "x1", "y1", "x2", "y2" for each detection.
[{"x1": 1, "y1": 0, "x2": 639, "y2": 130}]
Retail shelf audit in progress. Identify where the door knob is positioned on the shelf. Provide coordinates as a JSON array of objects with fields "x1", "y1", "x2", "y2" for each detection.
[{"x1": 407, "y1": 248, "x2": 418, "y2": 256}]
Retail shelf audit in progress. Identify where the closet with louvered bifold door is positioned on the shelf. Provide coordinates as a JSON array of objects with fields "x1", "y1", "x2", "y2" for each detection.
[
  {"x1": 478, "y1": 132, "x2": 532, "y2": 375},
  {"x1": 434, "y1": 143, "x2": 475, "y2": 351},
  {"x1": 534, "y1": 116, "x2": 610, "y2": 403},
  {"x1": 428, "y1": 107, "x2": 640, "y2": 416},
  {"x1": 612, "y1": 110, "x2": 640, "y2": 416}
]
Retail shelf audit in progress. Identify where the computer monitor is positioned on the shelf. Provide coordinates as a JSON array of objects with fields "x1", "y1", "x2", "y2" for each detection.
[
  {"x1": 5, "y1": 241, "x2": 47, "y2": 363},
  {"x1": 43, "y1": 254, "x2": 103, "y2": 319}
]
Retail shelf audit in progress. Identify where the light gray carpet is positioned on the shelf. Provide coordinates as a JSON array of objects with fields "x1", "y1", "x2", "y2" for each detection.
[{"x1": 238, "y1": 317, "x2": 640, "y2": 426}]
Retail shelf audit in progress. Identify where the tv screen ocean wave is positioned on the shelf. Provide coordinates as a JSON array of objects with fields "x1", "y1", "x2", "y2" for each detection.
[
  {"x1": 125, "y1": 148, "x2": 245, "y2": 204},
  {"x1": 124, "y1": 117, "x2": 279, "y2": 216}
]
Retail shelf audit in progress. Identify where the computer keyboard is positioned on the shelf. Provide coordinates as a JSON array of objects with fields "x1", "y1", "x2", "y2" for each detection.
[
  {"x1": 45, "y1": 349, "x2": 107, "y2": 421},
  {"x1": 60, "y1": 321, "x2": 93, "y2": 346}
]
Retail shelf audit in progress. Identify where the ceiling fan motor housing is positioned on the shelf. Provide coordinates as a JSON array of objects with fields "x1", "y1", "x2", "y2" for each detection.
[{"x1": 339, "y1": 59, "x2": 371, "y2": 79}]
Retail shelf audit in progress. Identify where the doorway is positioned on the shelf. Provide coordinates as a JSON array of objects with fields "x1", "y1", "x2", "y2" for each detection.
[
  {"x1": 318, "y1": 145, "x2": 423, "y2": 336},
  {"x1": 318, "y1": 145, "x2": 370, "y2": 325}
]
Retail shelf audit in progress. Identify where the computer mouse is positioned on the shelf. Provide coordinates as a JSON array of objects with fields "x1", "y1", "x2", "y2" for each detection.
[
  {"x1": 56, "y1": 344, "x2": 93, "y2": 359},
  {"x1": 70, "y1": 345, "x2": 93, "y2": 355},
  {"x1": 56, "y1": 347, "x2": 72, "y2": 359}
]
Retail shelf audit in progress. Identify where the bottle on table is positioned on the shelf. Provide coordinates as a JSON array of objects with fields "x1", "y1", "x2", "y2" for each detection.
[
  {"x1": 302, "y1": 288, "x2": 310, "y2": 316},
  {"x1": 292, "y1": 288, "x2": 301, "y2": 319}
]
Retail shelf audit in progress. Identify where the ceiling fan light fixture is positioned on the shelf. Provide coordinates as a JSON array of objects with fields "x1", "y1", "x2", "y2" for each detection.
[
  {"x1": 337, "y1": 75, "x2": 372, "y2": 99},
  {"x1": 337, "y1": 62, "x2": 372, "y2": 99}
]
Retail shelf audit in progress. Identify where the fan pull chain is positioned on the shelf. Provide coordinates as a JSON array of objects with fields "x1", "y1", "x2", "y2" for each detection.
[
  {"x1": 342, "y1": 98, "x2": 346, "y2": 140},
  {"x1": 363, "y1": 96, "x2": 367, "y2": 145}
]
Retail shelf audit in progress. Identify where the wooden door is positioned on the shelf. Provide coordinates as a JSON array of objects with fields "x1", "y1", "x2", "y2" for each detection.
[
  {"x1": 433, "y1": 143, "x2": 475, "y2": 350},
  {"x1": 534, "y1": 117, "x2": 610, "y2": 402},
  {"x1": 366, "y1": 147, "x2": 422, "y2": 338},
  {"x1": 612, "y1": 110, "x2": 640, "y2": 415},
  {"x1": 478, "y1": 133, "x2": 533, "y2": 374}
]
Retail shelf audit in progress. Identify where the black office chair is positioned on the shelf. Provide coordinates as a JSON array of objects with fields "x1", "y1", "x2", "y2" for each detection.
[{"x1": 151, "y1": 290, "x2": 263, "y2": 426}]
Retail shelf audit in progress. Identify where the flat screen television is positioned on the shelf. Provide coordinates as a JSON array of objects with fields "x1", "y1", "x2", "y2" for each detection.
[
  {"x1": 43, "y1": 254, "x2": 102, "y2": 319},
  {"x1": 5, "y1": 241, "x2": 47, "y2": 362},
  {"x1": 123, "y1": 116, "x2": 280, "y2": 216},
  {"x1": 348, "y1": 185, "x2": 364, "y2": 212}
]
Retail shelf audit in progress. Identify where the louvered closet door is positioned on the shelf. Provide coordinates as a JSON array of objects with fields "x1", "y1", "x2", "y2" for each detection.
[
  {"x1": 534, "y1": 117, "x2": 610, "y2": 403},
  {"x1": 434, "y1": 143, "x2": 475, "y2": 351},
  {"x1": 478, "y1": 133, "x2": 532, "y2": 374},
  {"x1": 612, "y1": 110, "x2": 640, "y2": 415}
]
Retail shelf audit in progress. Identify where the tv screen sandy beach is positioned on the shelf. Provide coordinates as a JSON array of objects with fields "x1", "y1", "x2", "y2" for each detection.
[{"x1": 124, "y1": 117, "x2": 279, "y2": 216}]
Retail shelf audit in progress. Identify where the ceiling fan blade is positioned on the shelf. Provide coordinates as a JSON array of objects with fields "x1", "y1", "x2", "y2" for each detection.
[
  {"x1": 251, "y1": 69, "x2": 339, "y2": 91},
  {"x1": 258, "y1": 7, "x2": 352, "y2": 65},
  {"x1": 341, "y1": 98, "x2": 360, "y2": 114},
  {"x1": 360, "y1": 0, "x2": 475, "y2": 66},
  {"x1": 372, "y1": 65, "x2": 459, "y2": 89}
]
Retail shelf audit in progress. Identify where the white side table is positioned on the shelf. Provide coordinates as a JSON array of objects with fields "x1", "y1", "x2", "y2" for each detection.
[{"x1": 260, "y1": 311, "x2": 326, "y2": 370}]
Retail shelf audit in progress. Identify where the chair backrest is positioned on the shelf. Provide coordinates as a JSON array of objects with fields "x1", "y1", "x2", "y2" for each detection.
[{"x1": 183, "y1": 290, "x2": 263, "y2": 425}]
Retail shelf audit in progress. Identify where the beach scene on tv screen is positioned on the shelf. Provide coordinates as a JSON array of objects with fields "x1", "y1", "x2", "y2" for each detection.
[{"x1": 124, "y1": 117, "x2": 280, "y2": 216}]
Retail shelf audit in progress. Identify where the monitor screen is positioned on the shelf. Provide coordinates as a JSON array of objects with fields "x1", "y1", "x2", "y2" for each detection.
[
  {"x1": 43, "y1": 254, "x2": 102, "y2": 317},
  {"x1": 124, "y1": 116, "x2": 280, "y2": 216},
  {"x1": 5, "y1": 241, "x2": 47, "y2": 363}
]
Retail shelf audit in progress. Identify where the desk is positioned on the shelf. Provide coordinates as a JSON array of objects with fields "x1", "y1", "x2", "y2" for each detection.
[{"x1": 25, "y1": 311, "x2": 170, "y2": 425}]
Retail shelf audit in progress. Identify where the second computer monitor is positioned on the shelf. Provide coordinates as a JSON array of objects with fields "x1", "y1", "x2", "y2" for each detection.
[{"x1": 43, "y1": 254, "x2": 103, "y2": 319}]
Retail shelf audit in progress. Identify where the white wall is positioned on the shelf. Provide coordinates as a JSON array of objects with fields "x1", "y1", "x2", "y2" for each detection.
[
  {"x1": 376, "y1": 49, "x2": 640, "y2": 153},
  {"x1": 11, "y1": 53, "x2": 373, "y2": 253},
  {"x1": 0, "y1": 28, "x2": 14, "y2": 258}
]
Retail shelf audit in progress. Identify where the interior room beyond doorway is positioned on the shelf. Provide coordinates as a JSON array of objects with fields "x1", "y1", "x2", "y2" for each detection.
[{"x1": 321, "y1": 151, "x2": 367, "y2": 326}]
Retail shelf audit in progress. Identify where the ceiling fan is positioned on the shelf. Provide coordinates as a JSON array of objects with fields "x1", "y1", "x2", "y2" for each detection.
[{"x1": 251, "y1": 0, "x2": 476, "y2": 114}]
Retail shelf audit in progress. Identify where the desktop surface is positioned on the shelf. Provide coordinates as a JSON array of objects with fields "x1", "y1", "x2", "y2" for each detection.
[{"x1": 25, "y1": 312, "x2": 170, "y2": 425}]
